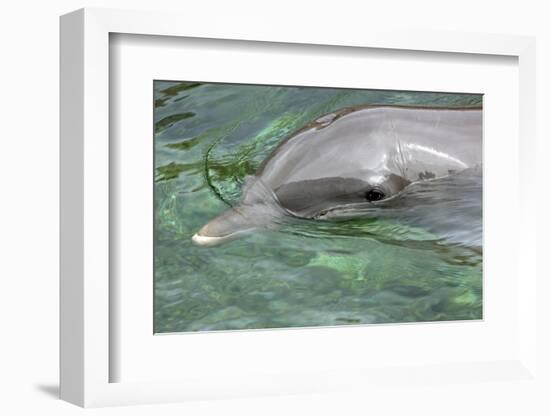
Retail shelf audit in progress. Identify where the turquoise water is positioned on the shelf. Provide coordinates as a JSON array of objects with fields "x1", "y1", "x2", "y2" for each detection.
[{"x1": 154, "y1": 81, "x2": 482, "y2": 333}]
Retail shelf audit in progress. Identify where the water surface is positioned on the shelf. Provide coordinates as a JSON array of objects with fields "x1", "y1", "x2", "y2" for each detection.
[{"x1": 154, "y1": 81, "x2": 482, "y2": 333}]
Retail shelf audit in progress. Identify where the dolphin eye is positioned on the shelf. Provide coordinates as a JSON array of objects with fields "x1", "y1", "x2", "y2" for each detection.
[{"x1": 365, "y1": 188, "x2": 385, "y2": 202}]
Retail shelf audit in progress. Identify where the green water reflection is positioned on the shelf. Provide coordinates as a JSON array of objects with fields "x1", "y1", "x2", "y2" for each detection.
[{"x1": 154, "y1": 81, "x2": 482, "y2": 333}]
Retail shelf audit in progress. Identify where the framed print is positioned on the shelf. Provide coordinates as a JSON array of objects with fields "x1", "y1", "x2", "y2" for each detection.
[{"x1": 60, "y1": 8, "x2": 542, "y2": 409}]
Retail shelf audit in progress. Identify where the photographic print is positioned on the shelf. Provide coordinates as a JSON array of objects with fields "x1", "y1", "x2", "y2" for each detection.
[{"x1": 154, "y1": 81, "x2": 482, "y2": 333}]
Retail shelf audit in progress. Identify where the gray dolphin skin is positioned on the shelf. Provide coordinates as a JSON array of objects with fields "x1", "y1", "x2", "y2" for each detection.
[{"x1": 192, "y1": 105, "x2": 482, "y2": 246}]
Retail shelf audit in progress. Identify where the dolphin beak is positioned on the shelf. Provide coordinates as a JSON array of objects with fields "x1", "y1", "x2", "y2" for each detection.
[
  {"x1": 191, "y1": 233, "x2": 228, "y2": 247},
  {"x1": 191, "y1": 206, "x2": 257, "y2": 246}
]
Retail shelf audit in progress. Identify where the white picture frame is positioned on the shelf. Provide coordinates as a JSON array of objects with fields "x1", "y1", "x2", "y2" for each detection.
[{"x1": 60, "y1": 7, "x2": 539, "y2": 408}]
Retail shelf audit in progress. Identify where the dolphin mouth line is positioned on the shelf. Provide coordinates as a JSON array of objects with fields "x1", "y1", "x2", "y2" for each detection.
[{"x1": 311, "y1": 191, "x2": 408, "y2": 219}]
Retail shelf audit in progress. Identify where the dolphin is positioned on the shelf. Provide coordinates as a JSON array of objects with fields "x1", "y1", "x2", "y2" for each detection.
[{"x1": 192, "y1": 104, "x2": 482, "y2": 246}]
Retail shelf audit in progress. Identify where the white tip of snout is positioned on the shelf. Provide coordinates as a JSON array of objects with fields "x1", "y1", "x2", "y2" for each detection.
[{"x1": 191, "y1": 233, "x2": 227, "y2": 247}]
